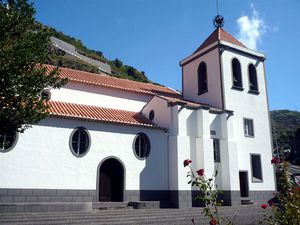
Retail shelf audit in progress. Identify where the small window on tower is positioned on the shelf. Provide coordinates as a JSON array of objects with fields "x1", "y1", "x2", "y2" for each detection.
[
  {"x1": 213, "y1": 139, "x2": 220, "y2": 162},
  {"x1": 198, "y1": 62, "x2": 208, "y2": 95},
  {"x1": 231, "y1": 58, "x2": 243, "y2": 90},
  {"x1": 248, "y1": 64, "x2": 259, "y2": 94},
  {"x1": 244, "y1": 118, "x2": 254, "y2": 137},
  {"x1": 251, "y1": 154, "x2": 263, "y2": 182}
]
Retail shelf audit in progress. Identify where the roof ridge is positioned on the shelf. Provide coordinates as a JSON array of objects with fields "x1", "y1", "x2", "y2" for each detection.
[
  {"x1": 193, "y1": 27, "x2": 246, "y2": 54},
  {"x1": 219, "y1": 28, "x2": 246, "y2": 48},
  {"x1": 44, "y1": 64, "x2": 177, "y2": 92}
]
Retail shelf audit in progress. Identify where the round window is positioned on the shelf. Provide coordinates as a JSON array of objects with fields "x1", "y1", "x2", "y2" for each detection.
[
  {"x1": 40, "y1": 90, "x2": 51, "y2": 100},
  {"x1": 0, "y1": 130, "x2": 18, "y2": 153},
  {"x1": 70, "y1": 127, "x2": 90, "y2": 157},
  {"x1": 149, "y1": 110, "x2": 155, "y2": 121},
  {"x1": 133, "y1": 133, "x2": 151, "y2": 160}
]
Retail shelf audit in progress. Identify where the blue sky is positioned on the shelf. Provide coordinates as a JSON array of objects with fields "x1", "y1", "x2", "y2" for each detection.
[{"x1": 34, "y1": 0, "x2": 300, "y2": 111}]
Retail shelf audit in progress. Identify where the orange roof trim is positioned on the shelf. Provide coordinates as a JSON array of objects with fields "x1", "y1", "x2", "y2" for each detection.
[
  {"x1": 44, "y1": 65, "x2": 181, "y2": 98},
  {"x1": 47, "y1": 101, "x2": 162, "y2": 129}
]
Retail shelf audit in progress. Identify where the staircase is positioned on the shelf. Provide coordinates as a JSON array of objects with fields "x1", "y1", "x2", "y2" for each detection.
[{"x1": 0, "y1": 205, "x2": 268, "y2": 225}]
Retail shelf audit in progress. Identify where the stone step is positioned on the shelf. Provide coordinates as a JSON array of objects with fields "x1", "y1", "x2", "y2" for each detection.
[
  {"x1": 241, "y1": 199, "x2": 255, "y2": 205},
  {"x1": 92, "y1": 201, "x2": 129, "y2": 210},
  {"x1": 0, "y1": 205, "x2": 267, "y2": 225},
  {"x1": 0, "y1": 202, "x2": 92, "y2": 213}
]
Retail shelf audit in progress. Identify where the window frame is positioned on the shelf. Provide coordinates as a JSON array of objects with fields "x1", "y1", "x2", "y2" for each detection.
[
  {"x1": 231, "y1": 58, "x2": 244, "y2": 91},
  {"x1": 69, "y1": 127, "x2": 91, "y2": 158},
  {"x1": 248, "y1": 64, "x2": 259, "y2": 95},
  {"x1": 0, "y1": 130, "x2": 18, "y2": 153},
  {"x1": 133, "y1": 132, "x2": 151, "y2": 160},
  {"x1": 243, "y1": 118, "x2": 254, "y2": 138},
  {"x1": 250, "y1": 154, "x2": 263, "y2": 183},
  {"x1": 197, "y1": 61, "x2": 208, "y2": 95}
]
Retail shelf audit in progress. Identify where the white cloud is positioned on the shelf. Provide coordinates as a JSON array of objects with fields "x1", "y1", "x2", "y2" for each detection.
[{"x1": 236, "y1": 4, "x2": 265, "y2": 50}]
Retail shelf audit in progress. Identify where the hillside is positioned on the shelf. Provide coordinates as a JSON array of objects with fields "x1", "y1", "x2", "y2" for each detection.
[
  {"x1": 270, "y1": 110, "x2": 300, "y2": 158},
  {"x1": 45, "y1": 26, "x2": 150, "y2": 83}
]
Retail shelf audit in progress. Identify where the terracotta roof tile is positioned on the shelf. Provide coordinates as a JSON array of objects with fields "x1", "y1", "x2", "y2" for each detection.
[
  {"x1": 44, "y1": 65, "x2": 180, "y2": 98},
  {"x1": 194, "y1": 28, "x2": 246, "y2": 54},
  {"x1": 47, "y1": 101, "x2": 162, "y2": 129}
]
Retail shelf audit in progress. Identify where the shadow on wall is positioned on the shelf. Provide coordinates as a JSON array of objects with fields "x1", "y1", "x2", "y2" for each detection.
[
  {"x1": 139, "y1": 134, "x2": 172, "y2": 208},
  {"x1": 39, "y1": 117, "x2": 139, "y2": 136}
]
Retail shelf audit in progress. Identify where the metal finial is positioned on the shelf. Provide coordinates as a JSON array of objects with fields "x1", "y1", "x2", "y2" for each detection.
[
  {"x1": 213, "y1": 15, "x2": 224, "y2": 28},
  {"x1": 213, "y1": 0, "x2": 224, "y2": 28}
]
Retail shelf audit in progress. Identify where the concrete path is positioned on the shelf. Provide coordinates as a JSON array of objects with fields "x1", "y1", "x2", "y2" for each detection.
[{"x1": 0, "y1": 205, "x2": 268, "y2": 225}]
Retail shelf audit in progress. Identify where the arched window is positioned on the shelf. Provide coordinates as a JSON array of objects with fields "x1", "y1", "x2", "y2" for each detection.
[
  {"x1": 0, "y1": 130, "x2": 18, "y2": 152},
  {"x1": 198, "y1": 62, "x2": 208, "y2": 95},
  {"x1": 248, "y1": 64, "x2": 259, "y2": 93},
  {"x1": 133, "y1": 133, "x2": 150, "y2": 160},
  {"x1": 232, "y1": 58, "x2": 243, "y2": 89},
  {"x1": 70, "y1": 127, "x2": 90, "y2": 157}
]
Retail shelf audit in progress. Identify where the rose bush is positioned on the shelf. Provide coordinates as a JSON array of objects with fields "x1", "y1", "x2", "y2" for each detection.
[
  {"x1": 261, "y1": 157, "x2": 300, "y2": 225},
  {"x1": 184, "y1": 159, "x2": 234, "y2": 225}
]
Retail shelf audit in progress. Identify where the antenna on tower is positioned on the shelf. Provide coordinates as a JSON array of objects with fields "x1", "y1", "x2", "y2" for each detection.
[{"x1": 213, "y1": 0, "x2": 224, "y2": 28}]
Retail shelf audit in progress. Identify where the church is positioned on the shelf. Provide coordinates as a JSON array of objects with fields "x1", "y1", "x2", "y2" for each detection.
[{"x1": 0, "y1": 19, "x2": 276, "y2": 210}]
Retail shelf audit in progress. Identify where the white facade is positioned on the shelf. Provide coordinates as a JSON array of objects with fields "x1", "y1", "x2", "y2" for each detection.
[
  {"x1": 0, "y1": 27, "x2": 276, "y2": 208},
  {"x1": 51, "y1": 82, "x2": 151, "y2": 112}
]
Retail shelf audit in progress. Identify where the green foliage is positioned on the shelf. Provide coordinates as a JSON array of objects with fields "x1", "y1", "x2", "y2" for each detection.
[
  {"x1": 0, "y1": 0, "x2": 66, "y2": 134},
  {"x1": 113, "y1": 58, "x2": 123, "y2": 68},
  {"x1": 271, "y1": 110, "x2": 300, "y2": 159},
  {"x1": 262, "y1": 159, "x2": 300, "y2": 225}
]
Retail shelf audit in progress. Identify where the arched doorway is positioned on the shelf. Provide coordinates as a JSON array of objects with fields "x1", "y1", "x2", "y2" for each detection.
[{"x1": 98, "y1": 158, "x2": 124, "y2": 202}]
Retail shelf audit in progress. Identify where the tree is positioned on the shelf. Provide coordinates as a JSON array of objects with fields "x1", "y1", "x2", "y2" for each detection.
[
  {"x1": 0, "y1": 0, "x2": 66, "y2": 134},
  {"x1": 114, "y1": 58, "x2": 123, "y2": 68}
]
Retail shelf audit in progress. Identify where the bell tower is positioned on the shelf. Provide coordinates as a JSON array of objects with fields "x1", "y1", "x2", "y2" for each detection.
[
  {"x1": 179, "y1": 16, "x2": 266, "y2": 110},
  {"x1": 180, "y1": 13, "x2": 275, "y2": 204}
]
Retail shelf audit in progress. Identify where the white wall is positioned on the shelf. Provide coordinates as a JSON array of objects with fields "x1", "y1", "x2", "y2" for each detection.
[
  {"x1": 182, "y1": 48, "x2": 223, "y2": 108},
  {"x1": 50, "y1": 82, "x2": 151, "y2": 112},
  {"x1": 142, "y1": 96, "x2": 172, "y2": 130},
  {"x1": 0, "y1": 117, "x2": 168, "y2": 191},
  {"x1": 221, "y1": 49, "x2": 275, "y2": 191}
]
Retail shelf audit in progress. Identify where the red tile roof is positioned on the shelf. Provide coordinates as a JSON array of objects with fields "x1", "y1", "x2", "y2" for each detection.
[
  {"x1": 194, "y1": 28, "x2": 246, "y2": 54},
  {"x1": 44, "y1": 65, "x2": 180, "y2": 98},
  {"x1": 47, "y1": 101, "x2": 161, "y2": 129}
]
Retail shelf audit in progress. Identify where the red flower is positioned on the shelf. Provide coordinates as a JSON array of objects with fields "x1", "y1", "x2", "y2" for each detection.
[
  {"x1": 271, "y1": 157, "x2": 280, "y2": 164},
  {"x1": 261, "y1": 203, "x2": 268, "y2": 209},
  {"x1": 268, "y1": 200, "x2": 273, "y2": 206},
  {"x1": 209, "y1": 218, "x2": 218, "y2": 225},
  {"x1": 197, "y1": 169, "x2": 205, "y2": 176},
  {"x1": 183, "y1": 159, "x2": 192, "y2": 167}
]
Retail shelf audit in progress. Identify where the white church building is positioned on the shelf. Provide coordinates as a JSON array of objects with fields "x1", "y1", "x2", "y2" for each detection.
[{"x1": 0, "y1": 27, "x2": 276, "y2": 209}]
